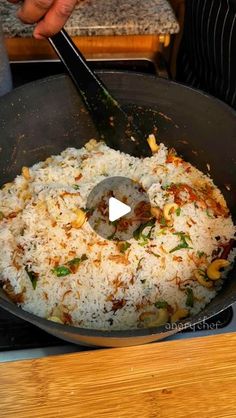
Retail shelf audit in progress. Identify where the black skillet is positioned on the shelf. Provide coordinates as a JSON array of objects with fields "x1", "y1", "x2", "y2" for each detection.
[{"x1": 0, "y1": 70, "x2": 236, "y2": 347}]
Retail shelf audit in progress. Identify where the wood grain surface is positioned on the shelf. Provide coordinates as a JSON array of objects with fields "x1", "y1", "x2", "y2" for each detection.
[
  {"x1": 5, "y1": 35, "x2": 167, "y2": 61},
  {"x1": 1, "y1": 332, "x2": 236, "y2": 417}
]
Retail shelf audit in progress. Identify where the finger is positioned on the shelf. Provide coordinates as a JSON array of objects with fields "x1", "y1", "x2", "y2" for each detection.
[
  {"x1": 17, "y1": 0, "x2": 55, "y2": 24},
  {"x1": 34, "y1": 0, "x2": 77, "y2": 38}
]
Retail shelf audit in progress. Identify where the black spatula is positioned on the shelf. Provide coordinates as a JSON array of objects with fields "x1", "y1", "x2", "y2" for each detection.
[{"x1": 49, "y1": 29, "x2": 150, "y2": 157}]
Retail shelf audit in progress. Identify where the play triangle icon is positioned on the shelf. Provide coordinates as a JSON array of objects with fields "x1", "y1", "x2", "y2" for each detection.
[{"x1": 109, "y1": 197, "x2": 131, "y2": 222}]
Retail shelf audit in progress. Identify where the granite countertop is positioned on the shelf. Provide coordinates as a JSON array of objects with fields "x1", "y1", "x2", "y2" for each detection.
[{"x1": 1, "y1": 0, "x2": 179, "y2": 38}]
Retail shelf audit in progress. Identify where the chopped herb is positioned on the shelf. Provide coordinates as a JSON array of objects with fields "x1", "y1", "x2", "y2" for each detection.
[
  {"x1": 52, "y1": 266, "x2": 71, "y2": 277},
  {"x1": 0, "y1": 211, "x2": 4, "y2": 221},
  {"x1": 157, "y1": 228, "x2": 167, "y2": 236},
  {"x1": 206, "y1": 208, "x2": 214, "y2": 218},
  {"x1": 149, "y1": 251, "x2": 160, "y2": 258},
  {"x1": 174, "y1": 231, "x2": 192, "y2": 241},
  {"x1": 160, "y1": 216, "x2": 167, "y2": 227},
  {"x1": 133, "y1": 219, "x2": 156, "y2": 242},
  {"x1": 185, "y1": 288, "x2": 194, "y2": 307},
  {"x1": 67, "y1": 254, "x2": 88, "y2": 266},
  {"x1": 25, "y1": 267, "x2": 38, "y2": 289},
  {"x1": 140, "y1": 279, "x2": 146, "y2": 284},
  {"x1": 73, "y1": 184, "x2": 80, "y2": 190},
  {"x1": 138, "y1": 237, "x2": 149, "y2": 246},
  {"x1": 107, "y1": 220, "x2": 118, "y2": 240},
  {"x1": 170, "y1": 231, "x2": 192, "y2": 253},
  {"x1": 137, "y1": 257, "x2": 144, "y2": 271},
  {"x1": 161, "y1": 183, "x2": 173, "y2": 190},
  {"x1": 176, "y1": 207, "x2": 181, "y2": 216},
  {"x1": 155, "y1": 300, "x2": 168, "y2": 309},
  {"x1": 197, "y1": 251, "x2": 207, "y2": 258},
  {"x1": 119, "y1": 242, "x2": 131, "y2": 253}
]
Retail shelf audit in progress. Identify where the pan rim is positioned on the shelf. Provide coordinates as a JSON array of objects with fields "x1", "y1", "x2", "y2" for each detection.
[{"x1": 0, "y1": 70, "x2": 236, "y2": 340}]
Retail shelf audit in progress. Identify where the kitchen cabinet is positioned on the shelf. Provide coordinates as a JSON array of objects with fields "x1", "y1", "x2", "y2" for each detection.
[{"x1": 1, "y1": 1, "x2": 179, "y2": 64}]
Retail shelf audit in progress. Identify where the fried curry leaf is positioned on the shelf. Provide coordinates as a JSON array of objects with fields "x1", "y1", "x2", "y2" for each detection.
[
  {"x1": 133, "y1": 219, "x2": 156, "y2": 242},
  {"x1": 25, "y1": 267, "x2": 38, "y2": 289},
  {"x1": 67, "y1": 254, "x2": 88, "y2": 266},
  {"x1": 170, "y1": 231, "x2": 193, "y2": 253},
  {"x1": 119, "y1": 242, "x2": 131, "y2": 253},
  {"x1": 185, "y1": 288, "x2": 194, "y2": 307}
]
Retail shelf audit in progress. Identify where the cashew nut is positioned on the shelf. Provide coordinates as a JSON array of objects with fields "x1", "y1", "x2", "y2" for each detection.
[
  {"x1": 151, "y1": 206, "x2": 160, "y2": 219},
  {"x1": 139, "y1": 308, "x2": 169, "y2": 327},
  {"x1": 194, "y1": 269, "x2": 213, "y2": 288},
  {"x1": 147, "y1": 134, "x2": 159, "y2": 153},
  {"x1": 71, "y1": 208, "x2": 87, "y2": 229},
  {"x1": 85, "y1": 139, "x2": 99, "y2": 151},
  {"x1": 207, "y1": 259, "x2": 230, "y2": 280},
  {"x1": 22, "y1": 166, "x2": 31, "y2": 181},
  {"x1": 163, "y1": 203, "x2": 179, "y2": 221},
  {"x1": 48, "y1": 316, "x2": 64, "y2": 324},
  {"x1": 171, "y1": 308, "x2": 189, "y2": 323}
]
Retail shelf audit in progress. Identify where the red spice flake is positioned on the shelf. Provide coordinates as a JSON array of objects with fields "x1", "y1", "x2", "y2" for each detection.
[
  {"x1": 116, "y1": 218, "x2": 133, "y2": 232},
  {"x1": 62, "y1": 312, "x2": 72, "y2": 324},
  {"x1": 135, "y1": 297, "x2": 151, "y2": 311},
  {"x1": 75, "y1": 173, "x2": 82, "y2": 181},
  {"x1": 43, "y1": 292, "x2": 49, "y2": 301},
  {"x1": 68, "y1": 250, "x2": 76, "y2": 257},
  {"x1": 96, "y1": 241, "x2": 108, "y2": 246},
  {"x1": 166, "y1": 149, "x2": 183, "y2": 166},
  {"x1": 3, "y1": 281, "x2": 25, "y2": 303},
  {"x1": 185, "y1": 165, "x2": 192, "y2": 173},
  {"x1": 97, "y1": 197, "x2": 108, "y2": 216},
  {"x1": 108, "y1": 254, "x2": 130, "y2": 265},
  {"x1": 12, "y1": 257, "x2": 21, "y2": 271},
  {"x1": 112, "y1": 275, "x2": 129, "y2": 293},
  {"x1": 168, "y1": 183, "x2": 198, "y2": 205},
  {"x1": 60, "y1": 191, "x2": 80, "y2": 197},
  {"x1": 134, "y1": 201, "x2": 151, "y2": 221},
  {"x1": 213, "y1": 239, "x2": 236, "y2": 261},
  {"x1": 129, "y1": 274, "x2": 135, "y2": 285},
  {"x1": 16, "y1": 244, "x2": 24, "y2": 253},
  {"x1": 173, "y1": 256, "x2": 183, "y2": 262},
  {"x1": 62, "y1": 290, "x2": 73, "y2": 302},
  {"x1": 52, "y1": 256, "x2": 61, "y2": 267},
  {"x1": 111, "y1": 298, "x2": 126, "y2": 312},
  {"x1": 6, "y1": 210, "x2": 21, "y2": 219}
]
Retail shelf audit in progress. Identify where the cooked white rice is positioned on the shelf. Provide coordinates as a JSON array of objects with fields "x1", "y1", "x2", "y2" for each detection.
[{"x1": 0, "y1": 139, "x2": 235, "y2": 330}]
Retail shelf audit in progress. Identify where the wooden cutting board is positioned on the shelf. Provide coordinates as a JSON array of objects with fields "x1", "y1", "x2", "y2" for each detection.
[{"x1": 1, "y1": 332, "x2": 236, "y2": 418}]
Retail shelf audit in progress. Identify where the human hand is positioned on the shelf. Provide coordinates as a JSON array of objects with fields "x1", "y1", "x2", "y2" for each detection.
[{"x1": 7, "y1": 0, "x2": 78, "y2": 39}]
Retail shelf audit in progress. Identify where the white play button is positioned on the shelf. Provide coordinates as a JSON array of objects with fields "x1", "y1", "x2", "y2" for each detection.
[{"x1": 109, "y1": 197, "x2": 131, "y2": 222}]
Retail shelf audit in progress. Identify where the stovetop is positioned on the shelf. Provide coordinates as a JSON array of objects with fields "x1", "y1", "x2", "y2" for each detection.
[{"x1": 0, "y1": 58, "x2": 234, "y2": 362}]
